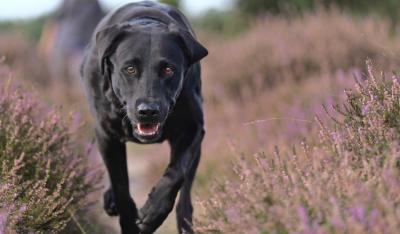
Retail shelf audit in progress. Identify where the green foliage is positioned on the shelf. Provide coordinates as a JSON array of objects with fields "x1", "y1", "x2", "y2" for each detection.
[
  {"x1": 326, "y1": 0, "x2": 400, "y2": 25},
  {"x1": 159, "y1": 0, "x2": 181, "y2": 8},
  {"x1": 236, "y1": 0, "x2": 315, "y2": 15},
  {"x1": 235, "y1": 0, "x2": 400, "y2": 24},
  {"x1": 193, "y1": 9, "x2": 248, "y2": 36},
  {"x1": 0, "y1": 15, "x2": 49, "y2": 42}
]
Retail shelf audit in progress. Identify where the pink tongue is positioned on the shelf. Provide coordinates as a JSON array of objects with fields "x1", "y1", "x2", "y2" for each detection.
[{"x1": 138, "y1": 123, "x2": 158, "y2": 133}]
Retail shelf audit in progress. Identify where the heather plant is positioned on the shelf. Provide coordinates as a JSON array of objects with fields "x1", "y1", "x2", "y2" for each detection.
[
  {"x1": 0, "y1": 66, "x2": 101, "y2": 233},
  {"x1": 202, "y1": 9, "x2": 400, "y2": 101},
  {"x1": 0, "y1": 33, "x2": 50, "y2": 87},
  {"x1": 195, "y1": 64, "x2": 400, "y2": 234},
  {"x1": 320, "y1": 61, "x2": 400, "y2": 160},
  {"x1": 4, "y1": 8, "x2": 400, "y2": 233},
  {"x1": 194, "y1": 8, "x2": 400, "y2": 197}
]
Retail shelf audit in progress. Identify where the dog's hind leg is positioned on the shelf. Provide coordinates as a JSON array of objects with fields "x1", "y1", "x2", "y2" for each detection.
[
  {"x1": 96, "y1": 129, "x2": 140, "y2": 234},
  {"x1": 176, "y1": 144, "x2": 201, "y2": 234},
  {"x1": 103, "y1": 187, "x2": 118, "y2": 216}
]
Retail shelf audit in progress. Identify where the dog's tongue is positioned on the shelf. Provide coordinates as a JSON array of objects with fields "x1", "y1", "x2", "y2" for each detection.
[{"x1": 137, "y1": 123, "x2": 160, "y2": 135}]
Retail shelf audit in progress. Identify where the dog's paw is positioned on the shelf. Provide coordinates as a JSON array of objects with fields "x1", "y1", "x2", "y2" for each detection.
[
  {"x1": 136, "y1": 215, "x2": 155, "y2": 234},
  {"x1": 103, "y1": 188, "x2": 119, "y2": 216},
  {"x1": 136, "y1": 201, "x2": 173, "y2": 233}
]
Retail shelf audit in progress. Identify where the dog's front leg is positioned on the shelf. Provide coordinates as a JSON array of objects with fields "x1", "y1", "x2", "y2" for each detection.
[
  {"x1": 175, "y1": 131, "x2": 202, "y2": 234},
  {"x1": 137, "y1": 126, "x2": 204, "y2": 234},
  {"x1": 96, "y1": 129, "x2": 140, "y2": 234}
]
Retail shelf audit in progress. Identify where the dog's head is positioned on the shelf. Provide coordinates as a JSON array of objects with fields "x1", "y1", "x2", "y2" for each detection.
[{"x1": 96, "y1": 19, "x2": 208, "y2": 142}]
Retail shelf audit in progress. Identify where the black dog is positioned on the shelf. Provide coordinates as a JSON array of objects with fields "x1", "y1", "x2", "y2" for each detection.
[{"x1": 81, "y1": 1, "x2": 208, "y2": 233}]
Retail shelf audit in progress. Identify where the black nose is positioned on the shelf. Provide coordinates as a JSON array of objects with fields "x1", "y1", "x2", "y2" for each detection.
[{"x1": 136, "y1": 102, "x2": 160, "y2": 118}]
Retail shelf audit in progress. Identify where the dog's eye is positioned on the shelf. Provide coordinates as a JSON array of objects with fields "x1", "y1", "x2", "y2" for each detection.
[
  {"x1": 125, "y1": 66, "x2": 137, "y2": 75},
  {"x1": 163, "y1": 67, "x2": 174, "y2": 77}
]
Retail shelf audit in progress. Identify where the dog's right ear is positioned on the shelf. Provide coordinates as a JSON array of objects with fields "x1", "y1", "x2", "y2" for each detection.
[
  {"x1": 168, "y1": 24, "x2": 208, "y2": 66},
  {"x1": 95, "y1": 24, "x2": 129, "y2": 76}
]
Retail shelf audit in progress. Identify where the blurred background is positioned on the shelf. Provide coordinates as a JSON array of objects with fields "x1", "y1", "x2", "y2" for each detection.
[{"x1": 2, "y1": 0, "x2": 400, "y2": 233}]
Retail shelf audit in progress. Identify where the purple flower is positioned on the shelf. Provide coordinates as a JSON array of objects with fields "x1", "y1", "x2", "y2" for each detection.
[
  {"x1": 0, "y1": 210, "x2": 7, "y2": 233},
  {"x1": 362, "y1": 105, "x2": 369, "y2": 116},
  {"x1": 68, "y1": 112, "x2": 81, "y2": 133},
  {"x1": 368, "y1": 209, "x2": 379, "y2": 228},
  {"x1": 349, "y1": 206, "x2": 365, "y2": 222},
  {"x1": 224, "y1": 207, "x2": 240, "y2": 223}
]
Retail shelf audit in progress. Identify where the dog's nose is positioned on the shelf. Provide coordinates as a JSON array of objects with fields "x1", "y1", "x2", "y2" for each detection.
[{"x1": 137, "y1": 102, "x2": 160, "y2": 118}]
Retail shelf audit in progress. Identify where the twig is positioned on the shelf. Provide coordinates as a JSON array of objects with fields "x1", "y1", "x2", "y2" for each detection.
[
  {"x1": 243, "y1": 117, "x2": 313, "y2": 126},
  {"x1": 68, "y1": 209, "x2": 87, "y2": 234}
]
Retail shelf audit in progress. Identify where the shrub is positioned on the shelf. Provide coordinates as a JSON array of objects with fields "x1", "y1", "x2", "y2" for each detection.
[
  {"x1": 202, "y1": 10, "x2": 400, "y2": 101},
  {"x1": 195, "y1": 63, "x2": 400, "y2": 234},
  {"x1": 0, "y1": 65, "x2": 101, "y2": 233},
  {"x1": 0, "y1": 33, "x2": 51, "y2": 87},
  {"x1": 235, "y1": 0, "x2": 400, "y2": 25},
  {"x1": 322, "y1": 61, "x2": 400, "y2": 160}
]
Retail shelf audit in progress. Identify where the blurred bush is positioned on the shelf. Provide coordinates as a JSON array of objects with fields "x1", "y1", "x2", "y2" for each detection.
[
  {"x1": 196, "y1": 0, "x2": 400, "y2": 36},
  {"x1": 0, "y1": 15, "x2": 49, "y2": 42},
  {"x1": 0, "y1": 33, "x2": 50, "y2": 87},
  {"x1": 236, "y1": 0, "x2": 400, "y2": 23},
  {"x1": 195, "y1": 62, "x2": 400, "y2": 234},
  {"x1": 202, "y1": 9, "x2": 400, "y2": 102},
  {"x1": 193, "y1": 8, "x2": 400, "y2": 201},
  {"x1": 159, "y1": 0, "x2": 181, "y2": 8},
  {"x1": 0, "y1": 65, "x2": 101, "y2": 233},
  {"x1": 193, "y1": 9, "x2": 249, "y2": 36},
  {"x1": 237, "y1": 0, "x2": 315, "y2": 15}
]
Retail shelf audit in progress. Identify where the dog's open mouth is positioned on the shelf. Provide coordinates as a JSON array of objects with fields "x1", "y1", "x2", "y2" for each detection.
[{"x1": 135, "y1": 123, "x2": 160, "y2": 136}]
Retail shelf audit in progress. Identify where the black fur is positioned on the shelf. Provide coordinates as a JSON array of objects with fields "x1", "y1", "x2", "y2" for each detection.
[{"x1": 81, "y1": 1, "x2": 207, "y2": 233}]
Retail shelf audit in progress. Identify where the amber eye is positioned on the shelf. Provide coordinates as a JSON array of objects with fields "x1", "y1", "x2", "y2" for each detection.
[
  {"x1": 163, "y1": 66, "x2": 174, "y2": 77},
  {"x1": 125, "y1": 66, "x2": 137, "y2": 75}
]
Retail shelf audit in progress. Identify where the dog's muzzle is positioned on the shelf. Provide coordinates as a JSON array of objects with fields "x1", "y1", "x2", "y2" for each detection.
[{"x1": 133, "y1": 102, "x2": 163, "y2": 138}]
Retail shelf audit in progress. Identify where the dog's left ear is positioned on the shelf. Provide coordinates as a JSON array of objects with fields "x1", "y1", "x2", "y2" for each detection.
[
  {"x1": 96, "y1": 23, "x2": 130, "y2": 76},
  {"x1": 169, "y1": 24, "x2": 208, "y2": 65}
]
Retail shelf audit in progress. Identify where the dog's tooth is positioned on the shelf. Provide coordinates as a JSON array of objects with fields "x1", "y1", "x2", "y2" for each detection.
[{"x1": 136, "y1": 123, "x2": 160, "y2": 136}]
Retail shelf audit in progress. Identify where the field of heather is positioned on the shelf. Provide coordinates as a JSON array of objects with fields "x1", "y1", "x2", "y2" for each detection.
[{"x1": 1, "y1": 3, "x2": 400, "y2": 234}]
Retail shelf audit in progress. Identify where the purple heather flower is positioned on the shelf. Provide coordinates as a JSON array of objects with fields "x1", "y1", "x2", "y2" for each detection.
[
  {"x1": 0, "y1": 210, "x2": 7, "y2": 233},
  {"x1": 349, "y1": 206, "x2": 365, "y2": 222},
  {"x1": 362, "y1": 105, "x2": 369, "y2": 116}
]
